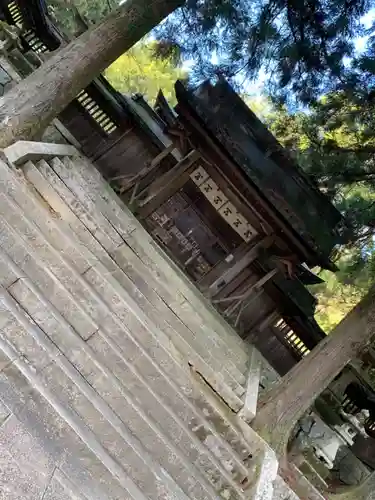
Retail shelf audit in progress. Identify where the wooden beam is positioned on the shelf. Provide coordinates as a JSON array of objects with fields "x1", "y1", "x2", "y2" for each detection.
[
  {"x1": 199, "y1": 241, "x2": 248, "y2": 291},
  {"x1": 245, "y1": 310, "x2": 280, "y2": 343},
  {"x1": 137, "y1": 149, "x2": 201, "y2": 218},
  {"x1": 258, "y1": 310, "x2": 280, "y2": 332},
  {"x1": 244, "y1": 309, "x2": 280, "y2": 343},
  {"x1": 220, "y1": 269, "x2": 278, "y2": 322},
  {"x1": 214, "y1": 268, "x2": 278, "y2": 305},
  {"x1": 150, "y1": 142, "x2": 176, "y2": 168},
  {"x1": 111, "y1": 142, "x2": 176, "y2": 193},
  {"x1": 206, "y1": 235, "x2": 274, "y2": 298}
]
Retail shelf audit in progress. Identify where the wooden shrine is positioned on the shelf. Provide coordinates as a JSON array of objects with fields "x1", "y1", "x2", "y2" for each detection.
[{"x1": 0, "y1": 0, "x2": 350, "y2": 378}]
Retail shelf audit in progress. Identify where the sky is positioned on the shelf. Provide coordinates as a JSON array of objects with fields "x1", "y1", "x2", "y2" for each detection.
[
  {"x1": 123, "y1": 0, "x2": 375, "y2": 103},
  {"x1": 244, "y1": 8, "x2": 375, "y2": 97},
  {"x1": 354, "y1": 8, "x2": 375, "y2": 52}
]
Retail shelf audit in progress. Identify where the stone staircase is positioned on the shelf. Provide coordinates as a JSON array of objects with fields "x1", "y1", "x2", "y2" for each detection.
[{"x1": 0, "y1": 141, "x2": 285, "y2": 499}]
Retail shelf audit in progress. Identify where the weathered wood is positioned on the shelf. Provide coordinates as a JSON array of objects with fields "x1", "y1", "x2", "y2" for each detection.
[
  {"x1": 95, "y1": 127, "x2": 136, "y2": 168},
  {"x1": 213, "y1": 268, "x2": 278, "y2": 329},
  {"x1": 150, "y1": 143, "x2": 176, "y2": 168},
  {"x1": 214, "y1": 268, "x2": 278, "y2": 306},
  {"x1": 177, "y1": 105, "x2": 316, "y2": 264},
  {"x1": 213, "y1": 267, "x2": 254, "y2": 303},
  {"x1": 0, "y1": 0, "x2": 184, "y2": 147},
  {"x1": 198, "y1": 242, "x2": 248, "y2": 291},
  {"x1": 207, "y1": 236, "x2": 274, "y2": 298},
  {"x1": 271, "y1": 325, "x2": 304, "y2": 362},
  {"x1": 201, "y1": 158, "x2": 268, "y2": 235},
  {"x1": 114, "y1": 143, "x2": 176, "y2": 194},
  {"x1": 137, "y1": 149, "x2": 201, "y2": 217},
  {"x1": 97, "y1": 128, "x2": 158, "y2": 183}
]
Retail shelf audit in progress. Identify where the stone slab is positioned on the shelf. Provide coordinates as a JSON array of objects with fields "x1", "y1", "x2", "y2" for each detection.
[
  {"x1": 239, "y1": 347, "x2": 262, "y2": 423},
  {"x1": 3, "y1": 141, "x2": 78, "y2": 167},
  {"x1": 66, "y1": 155, "x2": 248, "y2": 368},
  {"x1": 0, "y1": 221, "x2": 98, "y2": 340}
]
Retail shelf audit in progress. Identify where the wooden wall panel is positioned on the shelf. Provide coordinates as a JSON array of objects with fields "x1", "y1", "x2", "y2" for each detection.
[
  {"x1": 252, "y1": 327, "x2": 298, "y2": 376},
  {"x1": 95, "y1": 129, "x2": 157, "y2": 180},
  {"x1": 59, "y1": 101, "x2": 112, "y2": 157}
]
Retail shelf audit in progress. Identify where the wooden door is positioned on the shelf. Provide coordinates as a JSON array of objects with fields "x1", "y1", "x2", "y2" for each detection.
[{"x1": 145, "y1": 191, "x2": 230, "y2": 282}]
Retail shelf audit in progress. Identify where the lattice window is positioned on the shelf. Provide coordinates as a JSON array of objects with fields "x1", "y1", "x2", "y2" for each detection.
[
  {"x1": 77, "y1": 90, "x2": 117, "y2": 135},
  {"x1": 8, "y1": 1, "x2": 23, "y2": 27},
  {"x1": 284, "y1": 328, "x2": 310, "y2": 357},
  {"x1": 274, "y1": 319, "x2": 310, "y2": 357},
  {"x1": 7, "y1": 3, "x2": 48, "y2": 53},
  {"x1": 22, "y1": 29, "x2": 48, "y2": 53}
]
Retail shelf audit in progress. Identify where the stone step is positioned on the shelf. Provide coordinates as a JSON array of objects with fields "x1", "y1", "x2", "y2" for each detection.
[
  {"x1": 0, "y1": 156, "x2": 242, "y2": 400},
  {"x1": 53, "y1": 155, "x2": 248, "y2": 384},
  {"x1": 2, "y1": 286, "x2": 229, "y2": 499},
  {"x1": 0, "y1": 406, "x2": 125, "y2": 500},
  {"x1": 0, "y1": 288, "x2": 197, "y2": 499},
  {"x1": 75, "y1": 153, "x2": 250, "y2": 357},
  {"x1": 272, "y1": 477, "x2": 299, "y2": 500},
  {"x1": 24, "y1": 154, "x2": 262, "y2": 446},
  {"x1": 0, "y1": 193, "x2": 99, "y2": 341},
  {"x1": 110, "y1": 243, "x2": 247, "y2": 387},
  {"x1": 84, "y1": 262, "x2": 246, "y2": 399},
  {"x1": 0, "y1": 155, "x2": 258, "y2": 450},
  {"x1": 23, "y1": 157, "x2": 247, "y2": 403},
  {"x1": 0, "y1": 190, "x2": 252, "y2": 495},
  {"x1": 0, "y1": 209, "x2": 252, "y2": 471},
  {"x1": 54, "y1": 154, "x2": 249, "y2": 374},
  {"x1": 29, "y1": 159, "x2": 120, "y2": 255},
  {"x1": 5, "y1": 269, "x2": 248, "y2": 499},
  {"x1": 0, "y1": 300, "x2": 157, "y2": 500}
]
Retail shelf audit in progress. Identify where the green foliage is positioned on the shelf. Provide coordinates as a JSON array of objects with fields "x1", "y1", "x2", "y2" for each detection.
[
  {"x1": 105, "y1": 42, "x2": 187, "y2": 104},
  {"x1": 312, "y1": 271, "x2": 363, "y2": 331},
  {"x1": 46, "y1": 1, "x2": 186, "y2": 104},
  {"x1": 154, "y1": 0, "x2": 373, "y2": 104},
  {"x1": 245, "y1": 94, "x2": 375, "y2": 331}
]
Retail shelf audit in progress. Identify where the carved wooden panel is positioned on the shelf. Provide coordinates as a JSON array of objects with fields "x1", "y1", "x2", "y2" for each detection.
[
  {"x1": 190, "y1": 165, "x2": 209, "y2": 187},
  {"x1": 190, "y1": 166, "x2": 257, "y2": 242},
  {"x1": 145, "y1": 192, "x2": 226, "y2": 282}
]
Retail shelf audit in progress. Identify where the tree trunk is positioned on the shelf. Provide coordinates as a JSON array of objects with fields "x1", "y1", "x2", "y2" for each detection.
[
  {"x1": 0, "y1": 0, "x2": 184, "y2": 148},
  {"x1": 252, "y1": 286, "x2": 375, "y2": 457}
]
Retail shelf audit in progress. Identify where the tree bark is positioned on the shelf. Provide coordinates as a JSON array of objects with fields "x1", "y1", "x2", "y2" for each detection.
[
  {"x1": 252, "y1": 286, "x2": 375, "y2": 457},
  {"x1": 0, "y1": 0, "x2": 184, "y2": 148}
]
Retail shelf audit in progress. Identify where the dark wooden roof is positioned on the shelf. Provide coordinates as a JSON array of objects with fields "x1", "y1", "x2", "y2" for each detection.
[{"x1": 175, "y1": 79, "x2": 351, "y2": 270}]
